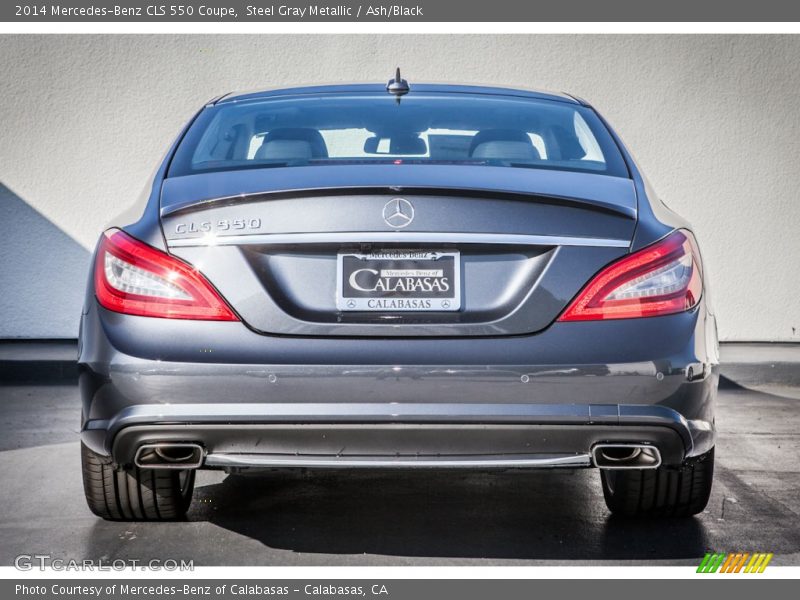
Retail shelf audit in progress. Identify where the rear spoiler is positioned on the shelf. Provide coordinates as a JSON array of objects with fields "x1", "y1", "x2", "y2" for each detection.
[{"x1": 160, "y1": 165, "x2": 637, "y2": 219}]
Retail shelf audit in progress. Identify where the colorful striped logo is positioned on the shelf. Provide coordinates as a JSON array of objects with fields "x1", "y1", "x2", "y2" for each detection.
[{"x1": 697, "y1": 552, "x2": 773, "y2": 573}]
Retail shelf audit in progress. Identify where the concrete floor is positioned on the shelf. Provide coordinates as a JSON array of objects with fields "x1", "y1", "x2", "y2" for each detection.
[{"x1": 0, "y1": 382, "x2": 798, "y2": 566}]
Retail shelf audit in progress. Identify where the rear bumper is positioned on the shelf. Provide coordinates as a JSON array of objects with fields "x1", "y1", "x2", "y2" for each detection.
[
  {"x1": 106, "y1": 415, "x2": 690, "y2": 469},
  {"x1": 79, "y1": 302, "x2": 719, "y2": 467}
]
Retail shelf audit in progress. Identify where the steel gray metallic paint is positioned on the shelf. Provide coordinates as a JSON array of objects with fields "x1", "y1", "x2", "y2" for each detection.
[
  {"x1": 78, "y1": 84, "x2": 719, "y2": 469},
  {"x1": 157, "y1": 171, "x2": 638, "y2": 337},
  {"x1": 79, "y1": 300, "x2": 717, "y2": 462}
]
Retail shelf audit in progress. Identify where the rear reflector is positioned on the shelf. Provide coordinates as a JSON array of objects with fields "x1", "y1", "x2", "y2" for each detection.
[
  {"x1": 94, "y1": 229, "x2": 238, "y2": 321},
  {"x1": 558, "y1": 229, "x2": 702, "y2": 321}
]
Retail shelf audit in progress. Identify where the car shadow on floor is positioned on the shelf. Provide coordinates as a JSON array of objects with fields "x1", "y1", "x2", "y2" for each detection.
[{"x1": 191, "y1": 469, "x2": 712, "y2": 561}]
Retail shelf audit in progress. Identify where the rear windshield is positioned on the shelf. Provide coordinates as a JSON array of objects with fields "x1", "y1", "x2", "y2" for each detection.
[{"x1": 168, "y1": 93, "x2": 629, "y2": 178}]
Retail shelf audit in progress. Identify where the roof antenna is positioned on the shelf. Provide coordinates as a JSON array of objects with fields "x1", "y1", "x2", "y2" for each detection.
[{"x1": 386, "y1": 67, "x2": 410, "y2": 103}]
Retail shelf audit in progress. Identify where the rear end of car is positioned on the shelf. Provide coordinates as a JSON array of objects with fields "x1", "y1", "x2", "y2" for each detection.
[{"x1": 78, "y1": 84, "x2": 718, "y2": 521}]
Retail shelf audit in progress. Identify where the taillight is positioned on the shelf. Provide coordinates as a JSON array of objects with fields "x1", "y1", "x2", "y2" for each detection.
[
  {"x1": 558, "y1": 229, "x2": 702, "y2": 321},
  {"x1": 94, "y1": 229, "x2": 238, "y2": 321}
]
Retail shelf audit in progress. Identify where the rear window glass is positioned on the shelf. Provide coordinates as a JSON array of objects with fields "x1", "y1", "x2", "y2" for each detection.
[{"x1": 168, "y1": 93, "x2": 628, "y2": 178}]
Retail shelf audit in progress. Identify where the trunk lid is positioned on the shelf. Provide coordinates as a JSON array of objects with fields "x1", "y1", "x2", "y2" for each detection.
[{"x1": 161, "y1": 165, "x2": 636, "y2": 337}]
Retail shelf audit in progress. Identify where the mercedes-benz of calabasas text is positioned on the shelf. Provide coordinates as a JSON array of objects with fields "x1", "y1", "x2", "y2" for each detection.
[{"x1": 79, "y1": 74, "x2": 718, "y2": 520}]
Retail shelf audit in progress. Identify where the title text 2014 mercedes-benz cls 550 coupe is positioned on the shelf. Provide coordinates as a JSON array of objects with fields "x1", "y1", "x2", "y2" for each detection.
[{"x1": 79, "y1": 74, "x2": 718, "y2": 520}]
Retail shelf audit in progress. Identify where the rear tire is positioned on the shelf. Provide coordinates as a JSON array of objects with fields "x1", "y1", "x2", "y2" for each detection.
[
  {"x1": 81, "y1": 442, "x2": 195, "y2": 521},
  {"x1": 600, "y1": 447, "x2": 714, "y2": 517}
]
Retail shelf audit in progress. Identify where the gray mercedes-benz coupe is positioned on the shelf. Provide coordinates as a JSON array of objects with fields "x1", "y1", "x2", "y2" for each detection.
[{"x1": 79, "y1": 74, "x2": 718, "y2": 521}]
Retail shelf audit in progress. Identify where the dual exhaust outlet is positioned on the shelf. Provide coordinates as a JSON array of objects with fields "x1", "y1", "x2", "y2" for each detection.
[
  {"x1": 133, "y1": 442, "x2": 662, "y2": 470},
  {"x1": 134, "y1": 443, "x2": 204, "y2": 470},
  {"x1": 591, "y1": 444, "x2": 662, "y2": 469}
]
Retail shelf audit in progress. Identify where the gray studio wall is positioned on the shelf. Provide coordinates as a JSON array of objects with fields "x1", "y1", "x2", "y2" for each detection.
[{"x1": 1, "y1": 35, "x2": 798, "y2": 340}]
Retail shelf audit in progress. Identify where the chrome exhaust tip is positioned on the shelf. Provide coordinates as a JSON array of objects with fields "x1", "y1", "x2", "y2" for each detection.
[
  {"x1": 134, "y1": 443, "x2": 204, "y2": 469},
  {"x1": 591, "y1": 444, "x2": 661, "y2": 470}
]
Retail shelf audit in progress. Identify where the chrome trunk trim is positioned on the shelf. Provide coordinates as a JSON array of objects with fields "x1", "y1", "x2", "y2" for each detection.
[{"x1": 167, "y1": 231, "x2": 630, "y2": 248}]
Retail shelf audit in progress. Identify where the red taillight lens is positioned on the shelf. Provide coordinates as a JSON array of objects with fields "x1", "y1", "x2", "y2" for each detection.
[
  {"x1": 94, "y1": 229, "x2": 238, "y2": 321},
  {"x1": 558, "y1": 230, "x2": 703, "y2": 322}
]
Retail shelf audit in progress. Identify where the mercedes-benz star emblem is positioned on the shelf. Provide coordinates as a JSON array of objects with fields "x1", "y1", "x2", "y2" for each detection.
[{"x1": 382, "y1": 198, "x2": 415, "y2": 229}]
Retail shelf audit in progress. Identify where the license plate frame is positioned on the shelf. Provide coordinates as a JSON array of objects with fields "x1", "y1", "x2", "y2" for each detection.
[{"x1": 336, "y1": 249, "x2": 461, "y2": 312}]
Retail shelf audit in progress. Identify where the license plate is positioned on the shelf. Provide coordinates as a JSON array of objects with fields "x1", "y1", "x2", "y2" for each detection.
[{"x1": 336, "y1": 250, "x2": 461, "y2": 312}]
